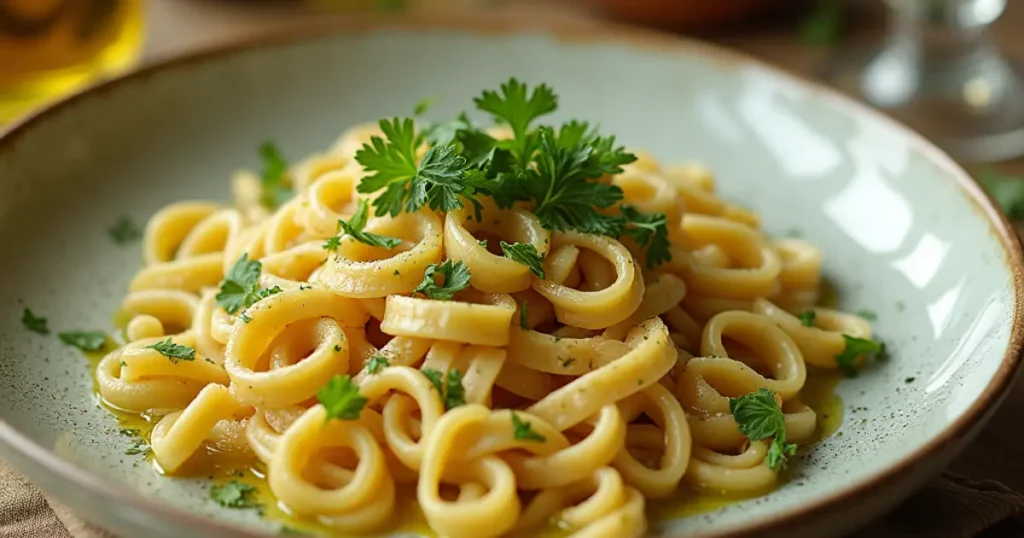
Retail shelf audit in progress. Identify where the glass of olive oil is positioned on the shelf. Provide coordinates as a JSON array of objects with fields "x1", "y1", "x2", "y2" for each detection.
[{"x1": 0, "y1": 0, "x2": 144, "y2": 123}]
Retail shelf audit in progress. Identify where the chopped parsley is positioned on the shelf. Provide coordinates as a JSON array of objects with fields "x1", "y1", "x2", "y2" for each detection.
[
  {"x1": 58, "y1": 331, "x2": 107, "y2": 352},
  {"x1": 145, "y1": 337, "x2": 196, "y2": 363},
  {"x1": 328, "y1": 199, "x2": 401, "y2": 249},
  {"x1": 620, "y1": 206, "x2": 671, "y2": 268},
  {"x1": 323, "y1": 235, "x2": 341, "y2": 251},
  {"x1": 413, "y1": 96, "x2": 436, "y2": 116},
  {"x1": 258, "y1": 141, "x2": 292, "y2": 208},
  {"x1": 729, "y1": 388, "x2": 796, "y2": 471},
  {"x1": 366, "y1": 354, "x2": 389, "y2": 375},
  {"x1": 500, "y1": 241, "x2": 545, "y2": 279},
  {"x1": 834, "y1": 335, "x2": 885, "y2": 377},
  {"x1": 444, "y1": 369, "x2": 466, "y2": 410},
  {"x1": 558, "y1": 357, "x2": 576, "y2": 368},
  {"x1": 798, "y1": 310, "x2": 816, "y2": 327},
  {"x1": 210, "y1": 480, "x2": 260, "y2": 510},
  {"x1": 21, "y1": 308, "x2": 48, "y2": 335},
  {"x1": 421, "y1": 368, "x2": 465, "y2": 410},
  {"x1": 124, "y1": 439, "x2": 150, "y2": 456},
  {"x1": 412, "y1": 260, "x2": 471, "y2": 300},
  {"x1": 109, "y1": 217, "x2": 142, "y2": 245},
  {"x1": 215, "y1": 254, "x2": 282, "y2": 314},
  {"x1": 511, "y1": 412, "x2": 546, "y2": 442},
  {"x1": 519, "y1": 301, "x2": 530, "y2": 330},
  {"x1": 856, "y1": 309, "x2": 877, "y2": 321},
  {"x1": 422, "y1": 368, "x2": 444, "y2": 394},
  {"x1": 316, "y1": 375, "x2": 367, "y2": 422}
]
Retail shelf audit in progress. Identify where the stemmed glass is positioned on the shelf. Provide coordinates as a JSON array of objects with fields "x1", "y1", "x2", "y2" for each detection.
[{"x1": 820, "y1": 0, "x2": 1024, "y2": 163}]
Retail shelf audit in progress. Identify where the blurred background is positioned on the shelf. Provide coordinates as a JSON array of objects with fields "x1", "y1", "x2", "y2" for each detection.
[{"x1": 4, "y1": 0, "x2": 1024, "y2": 216}]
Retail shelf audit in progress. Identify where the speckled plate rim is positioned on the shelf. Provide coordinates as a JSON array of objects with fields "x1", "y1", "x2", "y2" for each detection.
[{"x1": 1, "y1": 12, "x2": 1023, "y2": 538}]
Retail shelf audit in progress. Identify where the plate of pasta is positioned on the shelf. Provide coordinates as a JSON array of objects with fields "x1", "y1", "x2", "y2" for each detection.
[{"x1": 1, "y1": 14, "x2": 1022, "y2": 538}]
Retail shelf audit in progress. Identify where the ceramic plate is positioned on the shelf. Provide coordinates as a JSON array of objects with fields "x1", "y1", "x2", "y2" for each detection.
[{"x1": 1, "y1": 14, "x2": 1022, "y2": 538}]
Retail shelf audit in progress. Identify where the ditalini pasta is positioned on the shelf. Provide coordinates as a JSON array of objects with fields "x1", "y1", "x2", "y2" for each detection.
[{"x1": 95, "y1": 80, "x2": 883, "y2": 537}]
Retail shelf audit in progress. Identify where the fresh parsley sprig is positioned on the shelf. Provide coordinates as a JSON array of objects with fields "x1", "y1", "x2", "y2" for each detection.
[
  {"x1": 355, "y1": 118, "x2": 479, "y2": 218},
  {"x1": 324, "y1": 199, "x2": 402, "y2": 250},
  {"x1": 316, "y1": 375, "x2": 368, "y2": 422},
  {"x1": 215, "y1": 254, "x2": 282, "y2": 315},
  {"x1": 413, "y1": 260, "x2": 471, "y2": 300},
  {"x1": 474, "y1": 78, "x2": 557, "y2": 169},
  {"x1": 210, "y1": 480, "x2": 260, "y2": 510},
  {"x1": 500, "y1": 241, "x2": 545, "y2": 279},
  {"x1": 729, "y1": 388, "x2": 797, "y2": 471}
]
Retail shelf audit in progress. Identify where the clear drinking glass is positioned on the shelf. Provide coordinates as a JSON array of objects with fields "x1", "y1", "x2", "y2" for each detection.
[{"x1": 820, "y1": 0, "x2": 1024, "y2": 163}]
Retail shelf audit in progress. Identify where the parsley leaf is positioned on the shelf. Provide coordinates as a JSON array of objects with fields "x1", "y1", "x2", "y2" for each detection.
[
  {"x1": 511, "y1": 411, "x2": 546, "y2": 442},
  {"x1": 210, "y1": 480, "x2": 260, "y2": 510},
  {"x1": 330, "y1": 199, "x2": 401, "y2": 249},
  {"x1": 519, "y1": 301, "x2": 530, "y2": 330},
  {"x1": 109, "y1": 217, "x2": 142, "y2": 245},
  {"x1": 413, "y1": 260, "x2": 471, "y2": 300},
  {"x1": 444, "y1": 369, "x2": 466, "y2": 410},
  {"x1": 856, "y1": 309, "x2": 877, "y2": 321},
  {"x1": 979, "y1": 170, "x2": 1024, "y2": 220},
  {"x1": 413, "y1": 96, "x2": 436, "y2": 116},
  {"x1": 422, "y1": 368, "x2": 444, "y2": 394},
  {"x1": 474, "y1": 78, "x2": 557, "y2": 168},
  {"x1": 834, "y1": 335, "x2": 884, "y2": 377},
  {"x1": 620, "y1": 206, "x2": 671, "y2": 268},
  {"x1": 500, "y1": 241, "x2": 545, "y2": 279},
  {"x1": 58, "y1": 331, "x2": 107, "y2": 352},
  {"x1": 316, "y1": 375, "x2": 367, "y2": 422},
  {"x1": 355, "y1": 118, "x2": 473, "y2": 217},
  {"x1": 146, "y1": 337, "x2": 196, "y2": 363},
  {"x1": 21, "y1": 308, "x2": 48, "y2": 335},
  {"x1": 420, "y1": 368, "x2": 466, "y2": 410},
  {"x1": 798, "y1": 310, "x2": 816, "y2": 327},
  {"x1": 323, "y1": 235, "x2": 341, "y2": 251},
  {"x1": 729, "y1": 388, "x2": 797, "y2": 471},
  {"x1": 258, "y1": 141, "x2": 292, "y2": 209},
  {"x1": 216, "y1": 255, "x2": 282, "y2": 314},
  {"x1": 503, "y1": 125, "x2": 631, "y2": 236},
  {"x1": 366, "y1": 354, "x2": 389, "y2": 375}
]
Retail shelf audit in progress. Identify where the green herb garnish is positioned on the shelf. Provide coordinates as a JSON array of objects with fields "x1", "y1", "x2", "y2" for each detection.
[
  {"x1": 413, "y1": 260, "x2": 471, "y2": 300},
  {"x1": 500, "y1": 241, "x2": 545, "y2": 279},
  {"x1": 729, "y1": 388, "x2": 797, "y2": 471},
  {"x1": 834, "y1": 335, "x2": 884, "y2": 377},
  {"x1": 258, "y1": 141, "x2": 292, "y2": 208},
  {"x1": 798, "y1": 310, "x2": 816, "y2": 327},
  {"x1": 109, "y1": 217, "x2": 142, "y2": 245},
  {"x1": 216, "y1": 254, "x2": 281, "y2": 314},
  {"x1": 316, "y1": 375, "x2": 367, "y2": 422},
  {"x1": 21, "y1": 308, "x2": 48, "y2": 335},
  {"x1": 519, "y1": 301, "x2": 530, "y2": 330},
  {"x1": 329, "y1": 199, "x2": 401, "y2": 249},
  {"x1": 366, "y1": 354, "x2": 389, "y2": 375},
  {"x1": 511, "y1": 411, "x2": 546, "y2": 442},
  {"x1": 58, "y1": 331, "x2": 107, "y2": 352},
  {"x1": 146, "y1": 337, "x2": 196, "y2": 363},
  {"x1": 620, "y1": 206, "x2": 671, "y2": 268},
  {"x1": 210, "y1": 480, "x2": 260, "y2": 510}
]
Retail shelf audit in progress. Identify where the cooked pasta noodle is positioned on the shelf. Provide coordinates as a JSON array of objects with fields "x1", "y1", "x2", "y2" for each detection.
[{"x1": 94, "y1": 83, "x2": 880, "y2": 537}]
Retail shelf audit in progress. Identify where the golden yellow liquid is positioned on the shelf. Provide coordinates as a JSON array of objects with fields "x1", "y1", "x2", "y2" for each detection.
[
  {"x1": 0, "y1": 0, "x2": 144, "y2": 122},
  {"x1": 85, "y1": 334, "x2": 845, "y2": 537}
]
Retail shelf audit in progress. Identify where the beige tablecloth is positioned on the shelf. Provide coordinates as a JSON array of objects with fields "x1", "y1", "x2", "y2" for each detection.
[{"x1": 6, "y1": 1, "x2": 1024, "y2": 537}]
